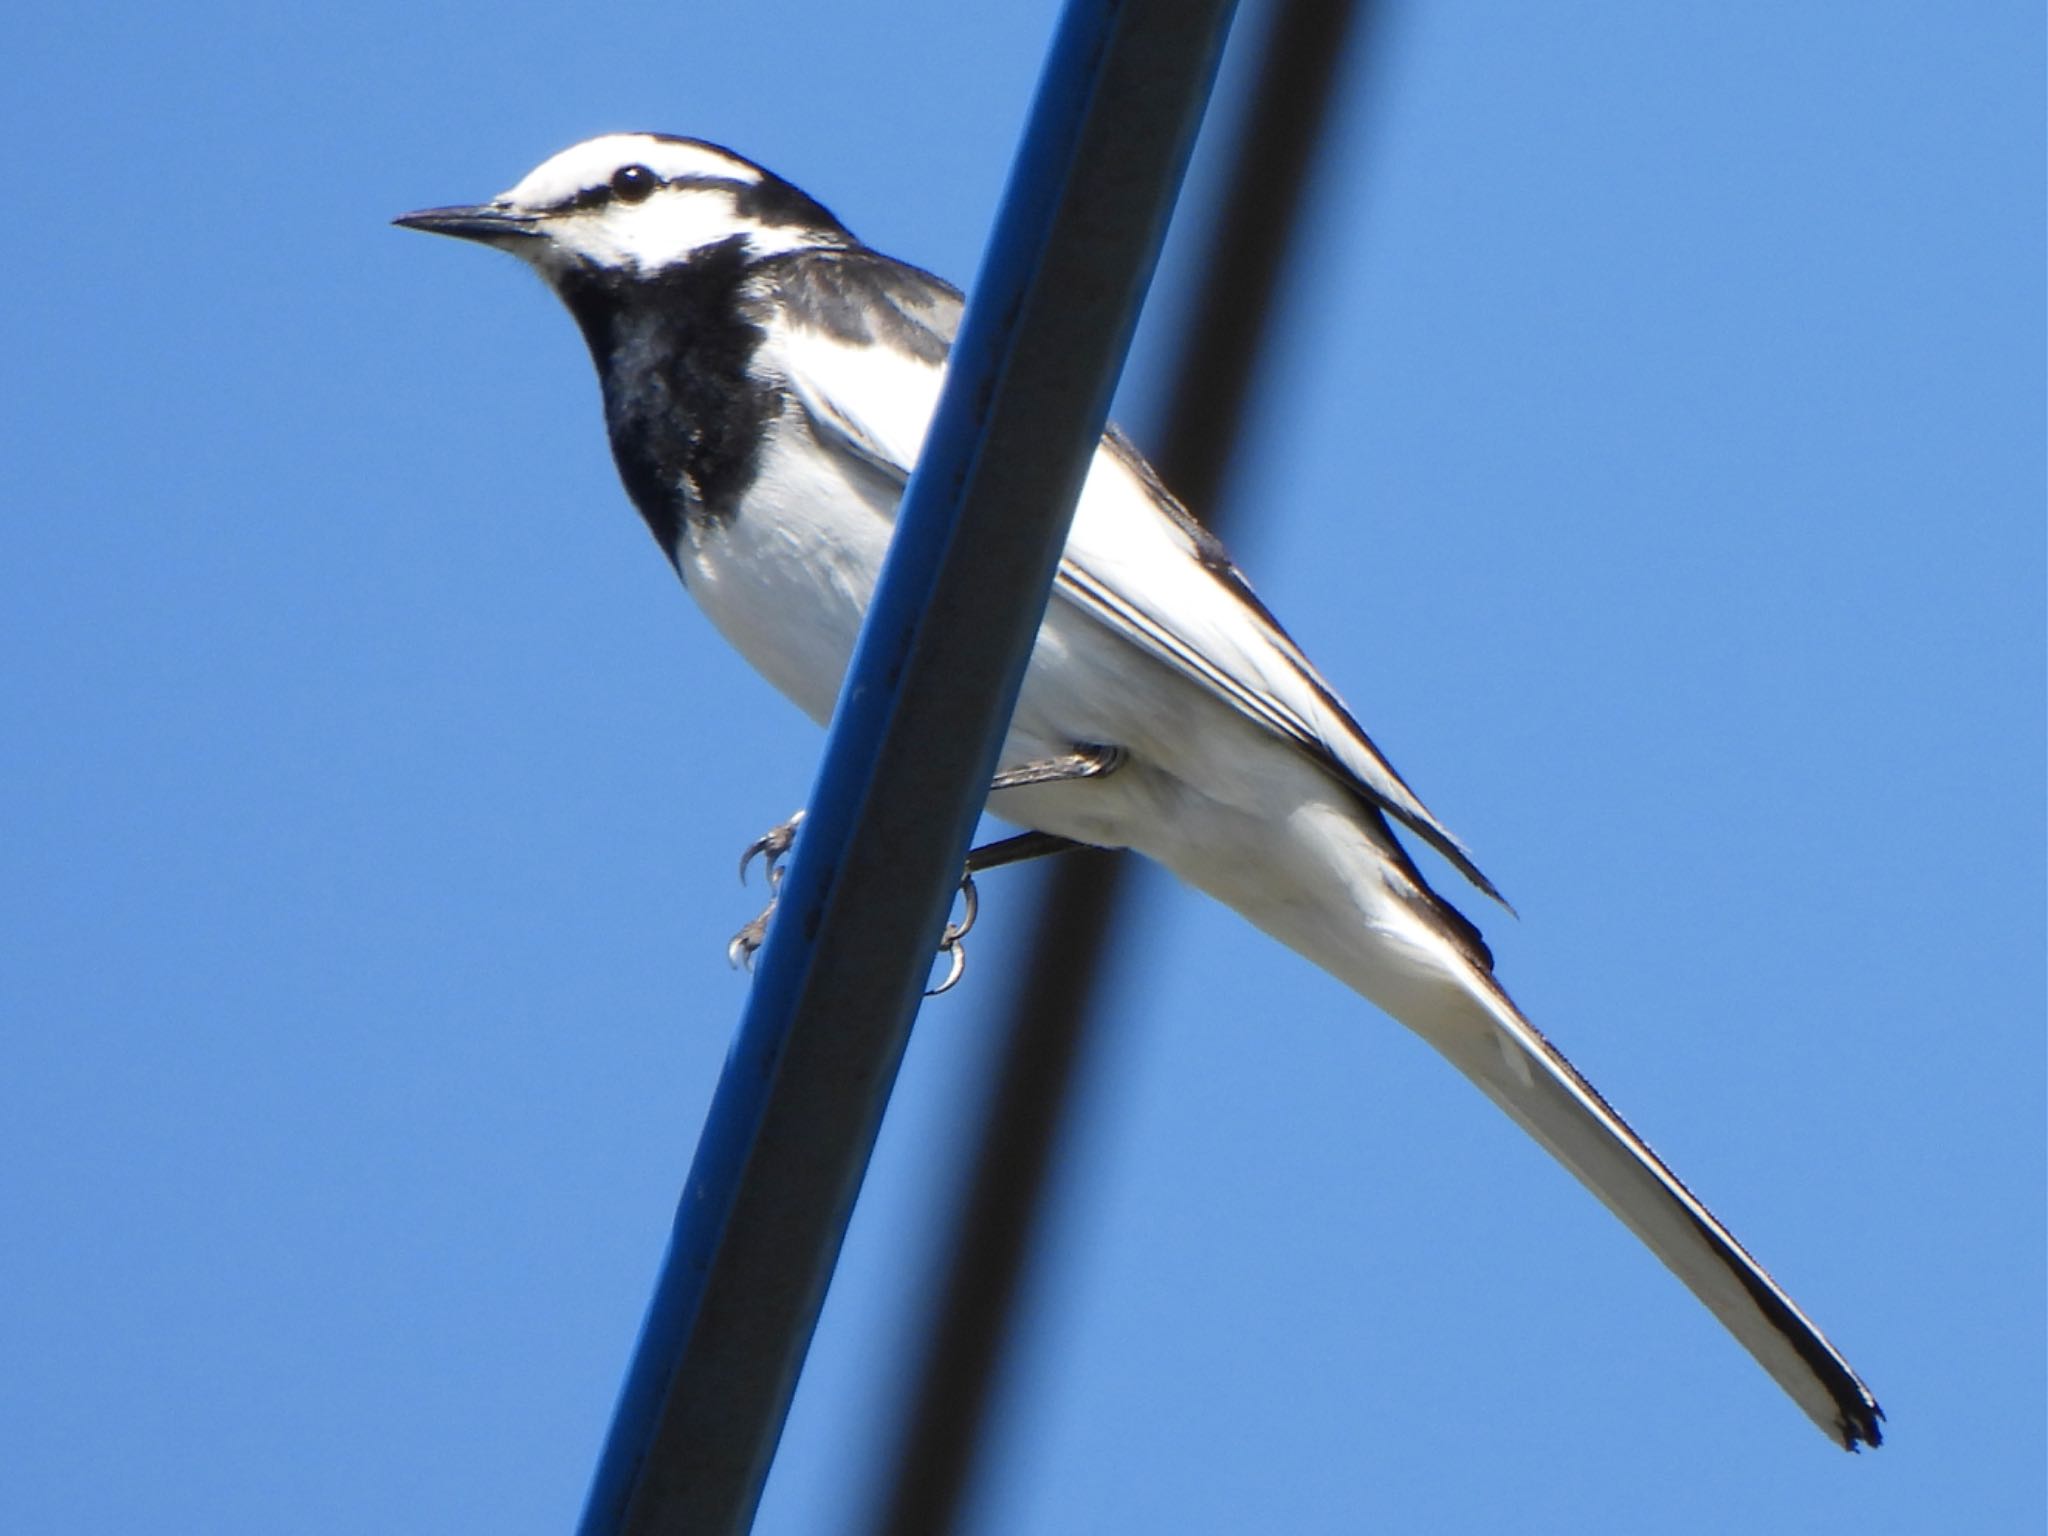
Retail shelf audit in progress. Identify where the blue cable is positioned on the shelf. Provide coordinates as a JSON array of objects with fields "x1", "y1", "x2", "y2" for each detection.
[{"x1": 578, "y1": 1, "x2": 1239, "y2": 1528}]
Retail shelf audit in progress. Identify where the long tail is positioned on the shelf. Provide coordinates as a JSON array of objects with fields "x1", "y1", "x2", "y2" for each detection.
[
  {"x1": 1379, "y1": 946, "x2": 1883, "y2": 1449},
  {"x1": 1031, "y1": 741, "x2": 1883, "y2": 1445},
  {"x1": 1161, "y1": 791, "x2": 1885, "y2": 1449}
]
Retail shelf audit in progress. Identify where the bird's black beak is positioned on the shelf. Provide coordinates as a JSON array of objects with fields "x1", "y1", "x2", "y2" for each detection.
[{"x1": 392, "y1": 203, "x2": 543, "y2": 245}]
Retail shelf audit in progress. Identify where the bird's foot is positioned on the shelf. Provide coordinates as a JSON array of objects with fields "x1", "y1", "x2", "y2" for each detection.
[
  {"x1": 728, "y1": 900, "x2": 776, "y2": 971},
  {"x1": 730, "y1": 810, "x2": 806, "y2": 971},
  {"x1": 726, "y1": 787, "x2": 1096, "y2": 987},
  {"x1": 739, "y1": 809, "x2": 806, "y2": 889},
  {"x1": 727, "y1": 868, "x2": 978, "y2": 989},
  {"x1": 928, "y1": 874, "x2": 979, "y2": 996}
]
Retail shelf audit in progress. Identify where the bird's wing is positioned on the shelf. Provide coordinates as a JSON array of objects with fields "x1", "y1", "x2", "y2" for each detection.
[
  {"x1": 765, "y1": 250, "x2": 1503, "y2": 905},
  {"x1": 1060, "y1": 433, "x2": 1502, "y2": 902},
  {"x1": 758, "y1": 248, "x2": 965, "y2": 478}
]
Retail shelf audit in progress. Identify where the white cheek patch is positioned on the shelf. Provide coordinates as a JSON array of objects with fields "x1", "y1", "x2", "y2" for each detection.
[
  {"x1": 534, "y1": 191, "x2": 833, "y2": 274},
  {"x1": 561, "y1": 190, "x2": 758, "y2": 271}
]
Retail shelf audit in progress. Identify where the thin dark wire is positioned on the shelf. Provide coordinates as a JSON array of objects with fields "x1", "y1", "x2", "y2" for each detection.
[{"x1": 868, "y1": 3, "x2": 1379, "y2": 1532}]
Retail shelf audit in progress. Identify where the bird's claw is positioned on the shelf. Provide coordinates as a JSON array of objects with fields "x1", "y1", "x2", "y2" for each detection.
[
  {"x1": 739, "y1": 810, "x2": 806, "y2": 889},
  {"x1": 927, "y1": 874, "x2": 979, "y2": 997},
  {"x1": 728, "y1": 899, "x2": 776, "y2": 971}
]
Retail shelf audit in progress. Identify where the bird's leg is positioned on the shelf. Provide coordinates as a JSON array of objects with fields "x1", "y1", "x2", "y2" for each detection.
[
  {"x1": 930, "y1": 744, "x2": 1122, "y2": 993},
  {"x1": 963, "y1": 828, "x2": 1087, "y2": 875},
  {"x1": 987, "y1": 743, "x2": 1126, "y2": 793},
  {"x1": 730, "y1": 745, "x2": 1124, "y2": 981}
]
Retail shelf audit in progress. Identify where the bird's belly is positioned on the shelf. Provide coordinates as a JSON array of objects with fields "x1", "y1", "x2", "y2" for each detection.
[
  {"x1": 675, "y1": 429, "x2": 897, "y2": 726},
  {"x1": 675, "y1": 416, "x2": 1317, "y2": 857}
]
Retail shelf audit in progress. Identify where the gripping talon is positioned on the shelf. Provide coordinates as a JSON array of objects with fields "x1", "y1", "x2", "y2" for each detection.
[
  {"x1": 925, "y1": 874, "x2": 979, "y2": 997},
  {"x1": 739, "y1": 810, "x2": 806, "y2": 887},
  {"x1": 928, "y1": 937, "x2": 968, "y2": 996},
  {"x1": 728, "y1": 900, "x2": 776, "y2": 970},
  {"x1": 942, "y1": 874, "x2": 979, "y2": 947}
]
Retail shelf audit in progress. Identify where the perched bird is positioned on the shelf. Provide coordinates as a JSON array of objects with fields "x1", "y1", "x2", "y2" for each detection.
[{"x1": 396, "y1": 132, "x2": 1882, "y2": 1449}]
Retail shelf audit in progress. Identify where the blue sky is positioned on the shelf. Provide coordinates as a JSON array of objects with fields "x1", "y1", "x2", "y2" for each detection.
[{"x1": 3, "y1": 2, "x2": 2041, "y2": 1532}]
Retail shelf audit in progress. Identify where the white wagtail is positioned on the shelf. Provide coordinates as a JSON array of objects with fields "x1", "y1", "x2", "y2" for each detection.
[{"x1": 396, "y1": 133, "x2": 1882, "y2": 1449}]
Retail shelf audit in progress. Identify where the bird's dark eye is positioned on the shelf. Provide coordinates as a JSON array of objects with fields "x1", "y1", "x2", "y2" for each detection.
[{"x1": 610, "y1": 164, "x2": 658, "y2": 203}]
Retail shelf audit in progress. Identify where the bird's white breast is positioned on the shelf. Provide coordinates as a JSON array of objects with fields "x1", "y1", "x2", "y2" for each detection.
[{"x1": 675, "y1": 405, "x2": 897, "y2": 727}]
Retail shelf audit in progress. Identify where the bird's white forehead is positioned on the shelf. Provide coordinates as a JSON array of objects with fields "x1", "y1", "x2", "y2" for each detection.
[{"x1": 500, "y1": 133, "x2": 763, "y2": 210}]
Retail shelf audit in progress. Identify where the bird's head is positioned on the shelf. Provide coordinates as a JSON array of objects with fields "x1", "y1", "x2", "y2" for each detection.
[{"x1": 394, "y1": 133, "x2": 851, "y2": 281}]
